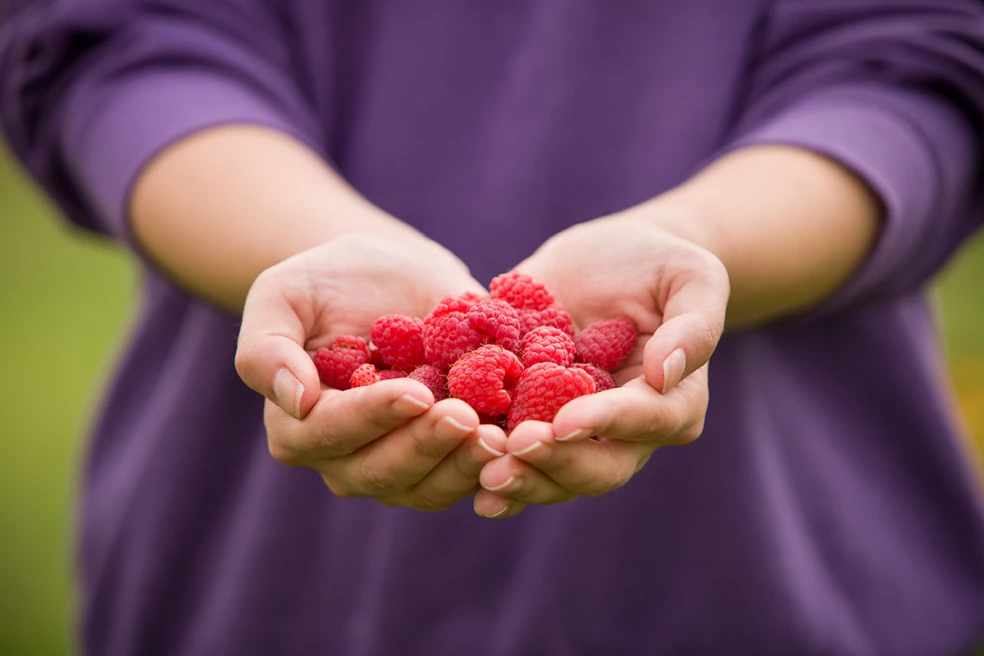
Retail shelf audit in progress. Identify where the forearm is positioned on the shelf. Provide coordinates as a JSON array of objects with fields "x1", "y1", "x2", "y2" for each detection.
[
  {"x1": 130, "y1": 125, "x2": 427, "y2": 312},
  {"x1": 645, "y1": 145, "x2": 882, "y2": 328}
]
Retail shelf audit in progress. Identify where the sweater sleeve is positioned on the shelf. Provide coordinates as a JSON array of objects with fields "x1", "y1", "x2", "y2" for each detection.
[
  {"x1": 725, "y1": 0, "x2": 984, "y2": 311},
  {"x1": 0, "y1": 0, "x2": 323, "y2": 244}
]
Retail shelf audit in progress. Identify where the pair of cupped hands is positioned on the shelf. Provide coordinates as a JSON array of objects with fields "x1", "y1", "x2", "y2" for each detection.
[{"x1": 235, "y1": 211, "x2": 730, "y2": 518}]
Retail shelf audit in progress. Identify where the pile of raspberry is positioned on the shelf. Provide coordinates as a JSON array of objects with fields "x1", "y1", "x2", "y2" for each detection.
[{"x1": 312, "y1": 272, "x2": 637, "y2": 431}]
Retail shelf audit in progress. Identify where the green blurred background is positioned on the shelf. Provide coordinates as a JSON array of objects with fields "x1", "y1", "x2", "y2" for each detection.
[{"x1": 1, "y1": 143, "x2": 983, "y2": 654}]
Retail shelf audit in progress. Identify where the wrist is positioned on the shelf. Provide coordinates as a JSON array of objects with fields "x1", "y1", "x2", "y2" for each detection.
[{"x1": 626, "y1": 146, "x2": 881, "y2": 328}]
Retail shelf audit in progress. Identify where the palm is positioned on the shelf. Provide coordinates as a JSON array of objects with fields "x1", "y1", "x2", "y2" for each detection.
[
  {"x1": 286, "y1": 235, "x2": 485, "y2": 352},
  {"x1": 516, "y1": 217, "x2": 674, "y2": 381}
]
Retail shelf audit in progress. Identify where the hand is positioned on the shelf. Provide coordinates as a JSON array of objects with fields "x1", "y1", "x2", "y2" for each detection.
[
  {"x1": 236, "y1": 233, "x2": 516, "y2": 512},
  {"x1": 473, "y1": 210, "x2": 730, "y2": 518}
]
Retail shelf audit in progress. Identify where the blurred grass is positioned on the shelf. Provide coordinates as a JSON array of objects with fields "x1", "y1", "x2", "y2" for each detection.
[
  {"x1": 0, "y1": 144, "x2": 982, "y2": 655},
  {"x1": 0, "y1": 150, "x2": 135, "y2": 655}
]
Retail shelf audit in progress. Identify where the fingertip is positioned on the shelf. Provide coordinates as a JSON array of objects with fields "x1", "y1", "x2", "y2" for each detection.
[
  {"x1": 273, "y1": 368, "x2": 304, "y2": 419},
  {"x1": 432, "y1": 397, "x2": 481, "y2": 429},
  {"x1": 395, "y1": 378, "x2": 438, "y2": 407},
  {"x1": 473, "y1": 490, "x2": 523, "y2": 519},
  {"x1": 392, "y1": 392, "x2": 434, "y2": 417},
  {"x1": 552, "y1": 397, "x2": 604, "y2": 441},
  {"x1": 660, "y1": 348, "x2": 687, "y2": 395},
  {"x1": 505, "y1": 421, "x2": 554, "y2": 451},
  {"x1": 293, "y1": 357, "x2": 323, "y2": 418},
  {"x1": 475, "y1": 424, "x2": 507, "y2": 457}
]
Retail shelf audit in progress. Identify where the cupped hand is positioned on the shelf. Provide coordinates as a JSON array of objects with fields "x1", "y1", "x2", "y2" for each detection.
[
  {"x1": 474, "y1": 211, "x2": 730, "y2": 518},
  {"x1": 236, "y1": 233, "x2": 520, "y2": 512}
]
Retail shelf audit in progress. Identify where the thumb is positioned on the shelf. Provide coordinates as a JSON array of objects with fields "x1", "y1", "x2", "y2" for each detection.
[
  {"x1": 643, "y1": 260, "x2": 729, "y2": 394},
  {"x1": 235, "y1": 273, "x2": 322, "y2": 419}
]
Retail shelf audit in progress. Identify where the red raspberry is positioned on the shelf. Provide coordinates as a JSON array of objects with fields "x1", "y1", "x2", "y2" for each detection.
[
  {"x1": 379, "y1": 369, "x2": 407, "y2": 380},
  {"x1": 423, "y1": 297, "x2": 522, "y2": 367},
  {"x1": 520, "y1": 326, "x2": 576, "y2": 367},
  {"x1": 350, "y1": 363, "x2": 382, "y2": 388},
  {"x1": 312, "y1": 335, "x2": 371, "y2": 390},
  {"x1": 574, "y1": 316, "x2": 637, "y2": 372},
  {"x1": 460, "y1": 291, "x2": 489, "y2": 304},
  {"x1": 370, "y1": 314, "x2": 426, "y2": 372},
  {"x1": 408, "y1": 364, "x2": 448, "y2": 400},
  {"x1": 332, "y1": 335, "x2": 370, "y2": 355},
  {"x1": 570, "y1": 362, "x2": 616, "y2": 392},
  {"x1": 490, "y1": 271, "x2": 555, "y2": 311},
  {"x1": 370, "y1": 345, "x2": 387, "y2": 369},
  {"x1": 519, "y1": 305, "x2": 575, "y2": 338},
  {"x1": 447, "y1": 345, "x2": 524, "y2": 415},
  {"x1": 507, "y1": 363, "x2": 595, "y2": 431}
]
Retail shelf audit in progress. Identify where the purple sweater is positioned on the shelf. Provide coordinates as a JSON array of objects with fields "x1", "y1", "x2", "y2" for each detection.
[{"x1": 3, "y1": 1, "x2": 984, "y2": 654}]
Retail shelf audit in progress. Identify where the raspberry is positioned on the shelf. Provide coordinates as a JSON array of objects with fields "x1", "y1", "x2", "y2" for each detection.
[
  {"x1": 490, "y1": 271, "x2": 555, "y2": 311},
  {"x1": 460, "y1": 291, "x2": 488, "y2": 304},
  {"x1": 312, "y1": 335, "x2": 371, "y2": 390},
  {"x1": 379, "y1": 369, "x2": 407, "y2": 380},
  {"x1": 370, "y1": 345, "x2": 387, "y2": 369},
  {"x1": 507, "y1": 363, "x2": 595, "y2": 431},
  {"x1": 447, "y1": 345, "x2": 524, "y2": 415},
  {"x1": 519, "y1": 305, "x2": 575, "y2": 338},
  {"x1": 333, "y1": 335, "x2": 370, "y2": 355},
  {"x1": 370, "y1": 314, "x2": 426, "y2": 372},
  {"x1": 408, "y1": 364, "x2": 448, "y2": 400},
  {"x1": 570, "y1": 362, "x2": 616, "y2": 392},
  {"x1": 423, "y1": 297, "x2": 521, "y2": 367},
  {"x1": 350, "y1": 363, "x2": 382, "y2": 388},
  {"x1": 520, "y1": 326, "x2": 576, "y2": 367},
  {"x1": 574, "y1": 316, "x2": 637, "y2": 372}
]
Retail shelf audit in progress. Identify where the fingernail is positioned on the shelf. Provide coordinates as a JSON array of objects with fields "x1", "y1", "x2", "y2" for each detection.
[
  {"x1": 484, "y1": 475, "x2": 516, "y2": 492},
  {"x1": 662, "y1": 349, "x2": 687, "y2": 394},
  {"x1": 556, "y1": 429, "x2": 592, "y2": 442},
  {"x1": 273, "y1": 368, "x2": 303, "y2": 419},
  {"x1": 510, "y1": 441, "x2": 543, "y2": 457},
  {"x1": 482, "y1": 505, "x2": 510, "y2": 519},
  {"x1": 478, "y1": 435, "x2": 506, "y2": 457},
  {"x1": 435, "y1": 416, "x2": 473, "y2": 441},
  {"x1": 393, "y1": 394, "x2": 431, "y2": 415}
]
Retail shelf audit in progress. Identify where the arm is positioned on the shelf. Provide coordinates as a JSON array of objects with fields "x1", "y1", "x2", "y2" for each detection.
[
  {"x1": 478, "y1": 0, "x2": 984, "y2": 517},
  {"x1": 0, "y1": 2, "x2": 513, "y2": 515},
  {"x1": 649, "y1": 145, "x2": 881, "y2": 328},
  {"x1": 129, "y1": 125, "x2": 429, "y2": 312}
]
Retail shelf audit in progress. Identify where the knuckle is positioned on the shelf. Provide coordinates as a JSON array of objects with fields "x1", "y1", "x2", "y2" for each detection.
[
  {"x1": 453, "y1": 442, "x2": 484, "y2": 479},
  {"x1": 358, "y1": 461, "x2": 408, "y2": 495},
  {"x1": 310, "y1": 416, "x2": 359, "y2": 458},
  {"x1": 698, "y1": 315, "x2": 722, "y2": 352},
  {"x1": 583, "y1": 460, "x2": 630, "y2": 498},
  {"x1": 234, "y1": 341, "x2": 259, "y2": 383},
  {"x1": 321, "y1": 474, "x2": 357, "y2": 499},
  {"x1": 408, "y1": 490, "x2": 454, "y2": 512},
  {"x1": 681, "y1": 416, "x2": 706, "y2": 444},
  {"x1": 410, "y1": 423, "x2": 453, "y2": 461},
  {"x1": 313, "y1": 431, "x2": 354, "y2": 459},
  {"x1": 267, "y1": 436, "x2": 301, "y2": 466}
]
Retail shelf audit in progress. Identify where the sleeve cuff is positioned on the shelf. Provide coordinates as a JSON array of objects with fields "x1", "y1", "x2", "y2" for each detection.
[
  {"x1": 60, "y1": 69, "x2": 324, "y2": 247},
  {"x1": 724, "y1": 84, "x2": 976, "y2": 314}
]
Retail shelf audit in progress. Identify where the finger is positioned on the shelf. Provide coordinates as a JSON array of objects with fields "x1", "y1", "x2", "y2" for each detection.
[
  {"x1": 236, "y1": 269, "x2": 322, "y2": 419},
  {"x1": 503, "y1": 421, "x2": 654, "y2": 498},
  {"x1": 479, "y1": 450, "x2": 577, "y2": 505},
  {"x1": 645, "y1": 250, "x2": 729, "y2": 393},
  {"x1": 318, "y1": 398, "x2": 479, "y2": 497},
  {"x1": 551, "y1": 370, "x2": 707, "y2": 444},
  {"x1": 473, "y1": 488, "x2": 527, "y2": 519},
  {"x1": 264, "y1": 379, "x2": 434, "y2": 462},
  {"x1": 400, "y1": 424, "x2": 509, "y2": 511}
]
